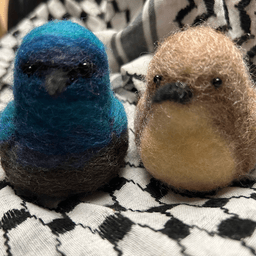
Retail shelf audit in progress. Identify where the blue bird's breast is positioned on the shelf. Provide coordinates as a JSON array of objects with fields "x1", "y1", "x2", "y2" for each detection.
[
  {"x1": 15, "y1": 91, "x2": 127, "y2": 153},
  {"x1": 12, "y1": 93, "x2": 127, "y2": 169}
]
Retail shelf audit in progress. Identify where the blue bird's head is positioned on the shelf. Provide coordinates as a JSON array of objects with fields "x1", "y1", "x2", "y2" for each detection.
[
  {"x1": 11, "y1": 20, "x2": 127, "y2": 156},
  {"x1": 14, "y1": 20, "x2": 109, "y2": 101}
]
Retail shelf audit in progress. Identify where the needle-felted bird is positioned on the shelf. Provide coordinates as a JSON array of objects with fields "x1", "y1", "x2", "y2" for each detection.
[
  {"x1": 0, "y1": 20, "x2": 128, "y2": 208},
  {"x1": 135, "y1": 26, "x2": 256, "y2": 194}
]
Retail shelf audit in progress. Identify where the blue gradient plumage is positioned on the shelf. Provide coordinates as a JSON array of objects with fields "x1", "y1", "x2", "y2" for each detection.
[
  {"x1": 0, "y1": 20, "x2": 128, "y2": 206},
  {"x1": 0, "y1": 20, "x2": 127, "y2": 165}
]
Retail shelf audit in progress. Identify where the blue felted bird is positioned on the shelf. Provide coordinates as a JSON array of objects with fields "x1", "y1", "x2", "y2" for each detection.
[{"x1": 0, "y1": 20, "x2": 128, "y2": 208}]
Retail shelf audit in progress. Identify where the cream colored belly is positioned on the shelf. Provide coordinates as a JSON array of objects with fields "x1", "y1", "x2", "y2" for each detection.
[{"x1": 140, "y1": 102, "x2": 236, "y2": 192}]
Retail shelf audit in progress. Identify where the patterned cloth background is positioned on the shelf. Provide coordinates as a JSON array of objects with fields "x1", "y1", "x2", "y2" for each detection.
[{"x1": 1, "y1": 0, "x2": 256, "y2": 255}]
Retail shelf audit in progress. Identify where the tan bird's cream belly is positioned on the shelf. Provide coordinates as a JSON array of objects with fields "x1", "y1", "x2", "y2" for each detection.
[{"x1": 140, "y1": 102, "x2": 236, "y2": 192}]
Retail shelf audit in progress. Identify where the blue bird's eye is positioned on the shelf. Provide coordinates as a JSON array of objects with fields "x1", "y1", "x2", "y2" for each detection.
[
  {"x1": 77, "y1": 62, "x2": 96, "y2": 78},
  {"x1": 66, "y1": 62, "x2": 96, "y2": 85},
  {"x1": 21, "y1": 61, "x2": 44, "y2": 77}
]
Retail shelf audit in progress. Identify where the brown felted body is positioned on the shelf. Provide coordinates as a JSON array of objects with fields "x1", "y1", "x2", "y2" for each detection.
[
  {"x1": 135, "y1": 26, "x2": 256, "y2": 193},
  {"x1": 1, "y1": 131, "x2": 128, "y2": 207}
]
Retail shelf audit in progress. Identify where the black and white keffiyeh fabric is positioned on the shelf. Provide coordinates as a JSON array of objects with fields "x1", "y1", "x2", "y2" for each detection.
[{"x1": 1, "y1": 0, "x2": 256, "y2": 255}]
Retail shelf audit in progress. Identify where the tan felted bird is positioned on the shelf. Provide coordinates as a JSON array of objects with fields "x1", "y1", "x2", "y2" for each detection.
[{"x1": 135, "y1": 26, "x2": 256, "y2": 193}]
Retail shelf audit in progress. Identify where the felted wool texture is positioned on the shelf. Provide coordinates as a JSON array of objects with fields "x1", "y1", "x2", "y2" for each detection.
[
  {"x1": 10, "y1": 20, "x2": 127, "y2": 159},
  {"x1": 1, "y1": 131, "x2": 128, "y2": 205},
  {"x1": 135, "y1": 26, "x2": 256, "y2": 193},
  {"x1": 0, "y1": 20, "x2": 128, "y2": 205}
]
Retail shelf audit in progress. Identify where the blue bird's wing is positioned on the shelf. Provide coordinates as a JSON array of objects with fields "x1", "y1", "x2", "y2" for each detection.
[{"x1": 0, "y1": 101, "x2": 15, "y2": 142}]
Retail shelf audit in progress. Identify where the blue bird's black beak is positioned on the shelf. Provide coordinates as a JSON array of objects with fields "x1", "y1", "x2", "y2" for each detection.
[
  {"x1": 45, "y1": 69, "x2": 70, "y2": 96},
  {"x1": 153, "y1": 82, "x2": 193, "y2": 104}
]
